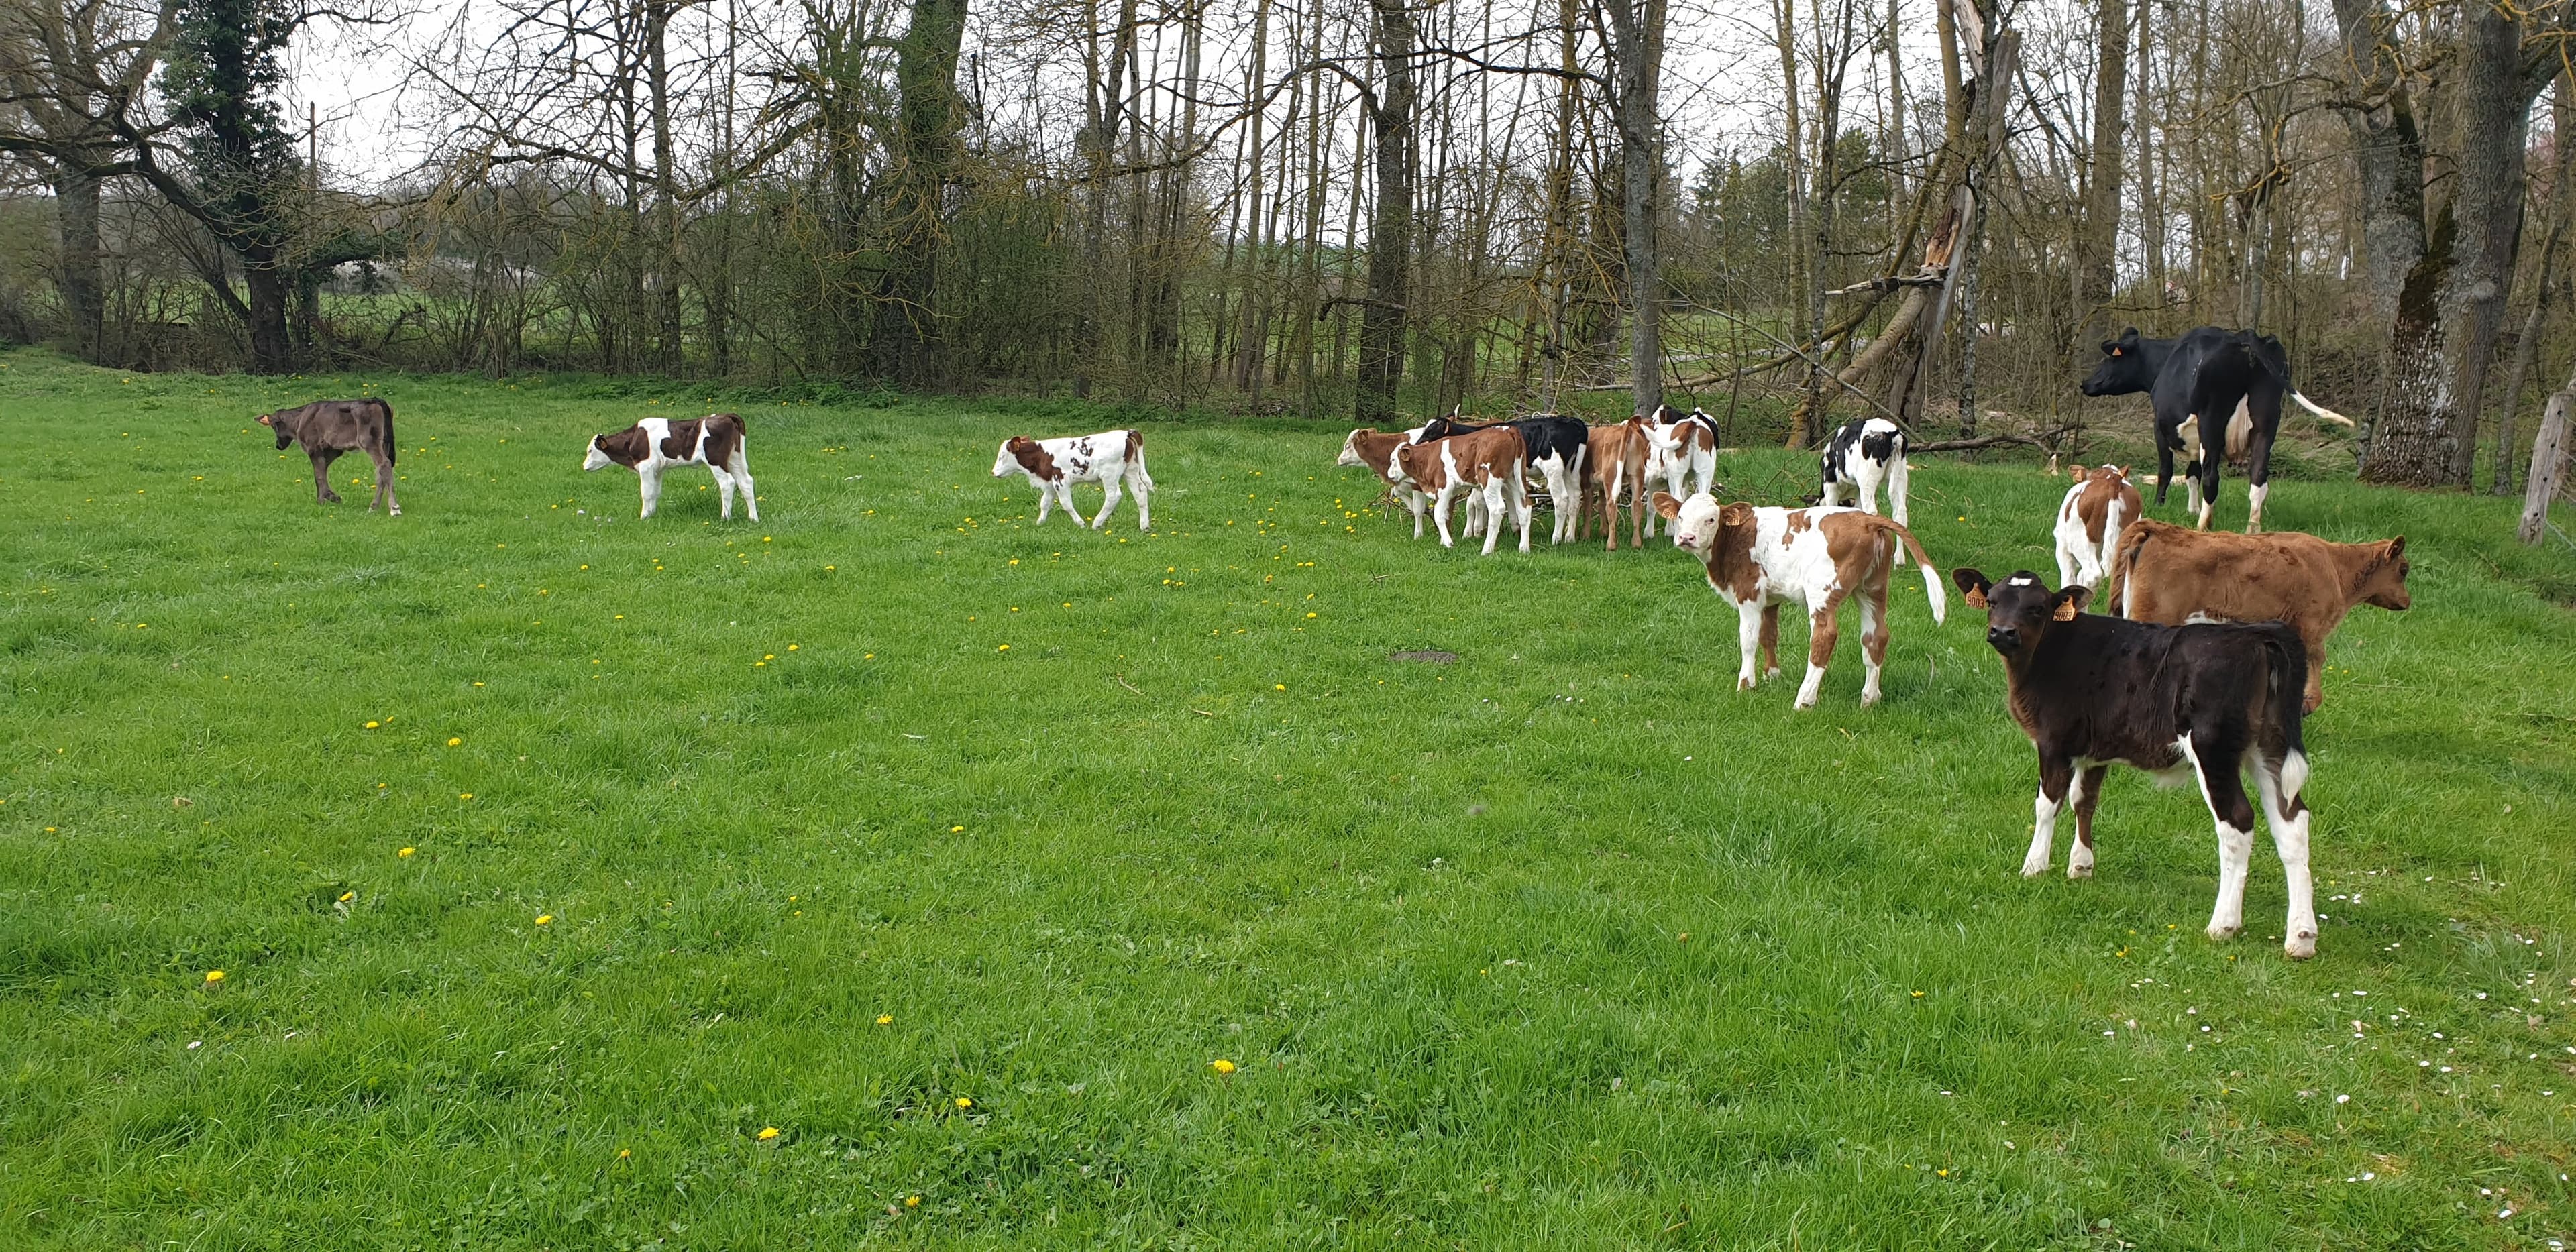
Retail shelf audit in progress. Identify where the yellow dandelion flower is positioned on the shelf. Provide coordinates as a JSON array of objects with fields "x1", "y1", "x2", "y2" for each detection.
[
  {"x1": 1911, "y1": 990, "x2": 1925, "y2": 998},
  {"x1": 535, "y1": 914, "x2": 553, "y2": 925},
  {"x1": 951, "y1": 825, "x2": 965, "y2": 832},
  {"x1": 398, "y1": 846, "x2": 415, "y2": 858},
  {"x1": 998, "y1": 644, "x2": 1010, "y2": 651},
  {"x1": 204, "y1": 970, "x2": 225, "y2": 984},
  {"x1": 757, "y1": 1127, "x2": 780, "y2": 1141},
  {"x1": 876, "y1": 1015, "x2": 892, "y2": 1025},
  {"x1": 364, "y1": 720, "x2": 380, "y2": 729},
  {"x1": 1305, "y1": 612, "x2": 1317, "y2": 618},
  {"x1": 1210, "y1": 1059, "x2": 1237, "y2": 1074},
  {"x1": 1274, "y1": 683, "x2": 1285, "y2": 691},
  {"x1": 618, "y1": 1148, "x2": 631, "y2": 1159},
  {"x1": 447, "y1": 737, "x2": 462, "y2": 746},
  {"x1": 788, "y1": 644, "x2": 798, "y2": 651},
  {"x1": 459, "y1": 793, "x2": 474, "y2": 801},
  {"x1": 764, "y1": 653, "x2": 777, "y2": 661},
  {"x1": 955, "y1": 1097, "x2": 973, "y2": 1108},
  {"x1": 763, "y1": 536, "x2": 772, "y2": 543},
  {"x1": 905, "y1": 1196, "x2": 921, "y2": 1208},
  {"x1": 338, "y1": 891, "x2": 355, "y2": 903},
  {"x1": 864, "y1": 652, "x2": 875, "y2": 659}
]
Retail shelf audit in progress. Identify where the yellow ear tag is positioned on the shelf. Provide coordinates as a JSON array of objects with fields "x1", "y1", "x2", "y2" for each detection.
[{"x1": 2053, "y1": 600, "x2": 2080, "y2": 622}]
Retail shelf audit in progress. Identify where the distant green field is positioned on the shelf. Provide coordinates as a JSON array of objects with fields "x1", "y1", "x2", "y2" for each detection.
[{"x1": 3, "y1": 347, "x2": 2571, "y2": 1249}]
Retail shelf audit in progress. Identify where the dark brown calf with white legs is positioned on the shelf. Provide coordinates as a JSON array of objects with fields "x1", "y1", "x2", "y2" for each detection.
[
  {"x1": 1954, "y1": 568, "x2": 2318, "y2": 959},
  {"x1": 259, "y1": 398, "x2": 400, "y2": 515}
]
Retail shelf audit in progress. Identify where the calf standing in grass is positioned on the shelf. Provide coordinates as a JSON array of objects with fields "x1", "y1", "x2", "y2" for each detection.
[
  {"x1": 1582, "y1": 418, "x2": 1651, "y2": 550},
  {"x1": 2108, "y1": 518, "x2": 2410, "y2": 712},
  {"x1": 584, "y1": 413, "x2": 757, "y2": 520},
  {"x1": 1397, "y1": 426, "x2": 1529, "y2": 554},
  {"x1": 2051, "y1": 464, "x2": 2141, "y2": 591},
  {"x1": 1819, "y1": 417, "x2": 1911, "y2": 525},
  {"x1": 1338, "y1": 426, "x2": 1436, "y2": 538},
  {"x1": 1954, "y1": 568, "x2": 2317, "y2": 958},
  {"x1": 993, "y1": 429, "x2": 1152, "y2": 530},
  {"x1": 260, "y1": 398, "x2": 400, "y2": 516},
  {"x1": 1654, "y1": 492, "x2": 1945, "y2": 707},
  {"x1": 1640, "y1": 406, "x2": 1718, "y2": 535}
]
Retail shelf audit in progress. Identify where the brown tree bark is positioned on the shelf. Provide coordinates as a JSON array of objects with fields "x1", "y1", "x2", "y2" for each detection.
[{"x1": 1354, "y1": 0, "x2": 1417, "y2": 426}]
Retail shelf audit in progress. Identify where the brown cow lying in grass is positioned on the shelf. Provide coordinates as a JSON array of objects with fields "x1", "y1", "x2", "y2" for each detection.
[
  {"x1": 2107, "y1": 518, "x2": 2410, "y2": 713},
  {"x1": 260, "y1": 398, "x2": 400, "y2": 515}
]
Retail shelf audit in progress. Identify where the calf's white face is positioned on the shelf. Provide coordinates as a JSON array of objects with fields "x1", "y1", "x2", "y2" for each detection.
[
  {"x1": 1660, "y1": 491, "x2": 1727, "y2": 555},
  {"x1": 582, "y1": 437, "x2": 612, "y2": 472},
  {"x1": 991, "y1": 441, "x2": 1021, "y2": 478},
  {"x1": 1335, "y1": 430, "x2": 1368, "y2": 468}
]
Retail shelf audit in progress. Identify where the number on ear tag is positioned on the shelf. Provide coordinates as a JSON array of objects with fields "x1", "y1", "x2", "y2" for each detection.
[
  {"x1": 2053, "y1": 599, "x2": 2080, "y2": 622},
  {"x1": 1964, "y1": 588, "x2": 1988, "y2": 609}
]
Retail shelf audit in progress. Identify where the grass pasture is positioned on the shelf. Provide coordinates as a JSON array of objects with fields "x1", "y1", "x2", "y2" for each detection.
[{"x1": 3, "y1": 348, "x2": 2575, "y2": 1249}]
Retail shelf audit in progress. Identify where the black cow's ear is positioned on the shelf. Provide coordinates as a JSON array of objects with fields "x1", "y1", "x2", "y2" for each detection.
[
  {"x1": 2119, "y1": 326, "x2": 2140, "y2": 341},
  {"x1": 1952, "y1": 567, "x2": 1992, "y2": 608},
  {"x1": 2052, "y1": 585, "x2": 2091, "y2": 621}
]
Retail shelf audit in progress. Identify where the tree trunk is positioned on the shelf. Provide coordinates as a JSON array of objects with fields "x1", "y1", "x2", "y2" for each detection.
[
  {"x1": 647, "y1": 0, "x2": 684, "y2": 373},
  {"x1": 2074, "y1": 0, "x2": 2127, "y2": 357},
  {"x1": 1355, "y1": 0, "x2": 1417, "y2": 426},
  {"x1": 2520, "y1": 368, "x2": 2574, "y2": 544},
  {"x1": 870, "y1": 0, "x2": 971, "y2": 386},
  {"x1": 50, "y1": 163, "x2": 106, "y2": 364},
  {"x1": 1073, "y1": 0, "x2": 1138, "y2": 398},
  {"x1": 1608, "y1": 0, "x2": 1667, "y2": 418}
]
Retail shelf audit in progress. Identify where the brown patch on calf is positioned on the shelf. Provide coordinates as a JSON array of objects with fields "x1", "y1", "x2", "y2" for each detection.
[
  {"x1": 1008, "y1": 435, "x2": 1061, "y2": 481},
  {"x1": 2108, "y1": 517, "x2": 2408, "y2": 712},
  {"x1": 2072, "y1": 465, "x2": 2143, "y2": 545},
  {"x1": 593, "y1": 426, "x2": 653, "y2": 468},
  {"x1": 659, "y1": 418, "x2": 706, "y2": 461},
  {"x1": 699, "y1": 413, "x2": 746, "y2": 468}
]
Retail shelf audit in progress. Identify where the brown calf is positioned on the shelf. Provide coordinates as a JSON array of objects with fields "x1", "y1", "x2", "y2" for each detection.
[
  {"x1": 259, "y1": 398, "x2": 400, "y2": 516},
  {"x1": 2107, "y1": 517, "x2": 2410, "y2": 713},
  {"x1": 1579, "y1": 419, "x2": 1650, "y2": 551}
]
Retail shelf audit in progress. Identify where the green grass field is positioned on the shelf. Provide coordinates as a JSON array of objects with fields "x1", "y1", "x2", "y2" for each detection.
[{"x1": 3, "y1": 347, "x2": 2573, "y2": 1249}]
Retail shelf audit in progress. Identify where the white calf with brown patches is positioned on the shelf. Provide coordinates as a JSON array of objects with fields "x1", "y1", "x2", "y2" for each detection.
[
  {"x1": 2051, "y1": 464, "x2": 2142, "y2": 591},
  {"x1": 1654, "y1": 492, "x2": 1947, "y2": 707},
  {"x1": 1395, "y1": 427, "x2": 1530, "y2": 555},
  {"x1": 1639, "y1": 406, "x2": 1717, "y2": 536},
  {"x1": 583, "y1": 412, "x2": 756, "y2": 520},
  {"x1": 1337, "y1": 426, "x2": 1432, "y2": 538},
  {"x1": 992, "y1": 429, "x2": 1153, "y2": 530}
]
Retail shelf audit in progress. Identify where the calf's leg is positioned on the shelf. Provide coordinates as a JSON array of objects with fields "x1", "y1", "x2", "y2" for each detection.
[
  {"x1": 1795, "y1": 595, "x2": 1844, "y2": 709},
  {"x1": 311, "y1": 450, "x2": 344, "y2": 504},
  {"x1": 1093, "y1": 475, "x2": 1124, "y2": 530},
  {"x1": 1857, "y1": 585, "x2": 1890, "y2": 706},
  {"x1": 1732, "y1": 600, "x2": 1764, "y2": 691},
  {"x1": 716, "y1": 465, "x2": 739, "y2": 520},
  {"x1": 2023, "y1": 754, "x2": 2074, "y2": 877},
  {"x1": 1126, "y1": 463, "x2": 1151, "y2": 530},
  {"x1": 2178, "y1": 732, "x2": 2260, "y2": 940},
  {"x1": 1854, "y1": 459, "x2": 1886, "y2": 516},
  {"x1": 638, "y1": 466, "x2": 663, "y2": 518},
  {"x1": 1759, "y1": 604, "x2": 1782, "y2": 680},
  {"x1": 2067, "y1": 763, "x2": 2108, "y2": 878},
  {"x1": 2254, "y1": 754, "x2": 2318, "y2": 958},
  {"x1": 2302, "y1": 635, "x2": 2327, "y2": 714},
  {"x1": 733, "y1": 455, "x2": 759, "y2": 522},
  {"x1": 371, "y1": 451, "x2": 400, "y2": 516},
  {"x1": 1886, "y1": 455, "x2": 1909, "y2": 526}
]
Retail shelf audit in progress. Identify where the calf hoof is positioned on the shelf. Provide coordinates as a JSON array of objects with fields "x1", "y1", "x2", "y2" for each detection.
[
  {"x1": 2019, "y1": 856, "x2": 2051, "y2": 878},
  {"x1": 1859, "y1": 689, "x2": 1882, "y2": 707},
  {"x1": 320, "y1": 492, "x2": 343, "y2": 504},
  {"x1": 1792, "y1": 692, "x2": 1819, "y2": 710},
  {"x1": 2206, "y1": 922, "x2": 2240, "y2": 942},
  {"x1": 1735, "y1": 676, "x2": 1756, "y2": 693},
  {"x1": 2285, "y1": 932, "x2": 2317, "y2": 960},
  {"x1": 2066, "y1": 862, "x2": 2092, "y2": 880},
  {"x1": 388, "y1": 507, "x2": 401, "y2": 517}
]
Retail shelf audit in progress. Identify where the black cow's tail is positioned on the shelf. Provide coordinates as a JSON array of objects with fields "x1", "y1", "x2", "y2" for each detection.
[
  {"x1": 376, "y1": 398, "x2": 396, "y2": 467},
  {"x1": 2237, "y1": 330, "x2": 2354, "y2": 429}
]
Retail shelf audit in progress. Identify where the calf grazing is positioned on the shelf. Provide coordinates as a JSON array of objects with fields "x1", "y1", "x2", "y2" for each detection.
[
  {"x1": 1337, "y1": 426, "x2": 1432, "y2": 538},
  {"x1": 2107, "y1": 518, "x2": 2410, "y2": 713},
  {"x1": 2080, "y1": 325, "x2": 2352, "y2": 532},
  {"x1": 1640, "y1": 406, "x2": 1718, "y2": 534},
  {"x1": 1417, "y1": 414, "x2": 1589, "y2": 544},
  {"x1": 260, "y1": 398, "x2": 400, "y2": 516},
  {"x1": 1580, "y1": 418, "x2": 1651, "y2": 551},
  {"x1": 1953, "y1": 568, "x2": 2317, "y2": 958},
  {"x1": 1654, "y1": 492, "x2": 1946, "y2": 707},
  {"x1": 991, "y1": 429, "x2": 1153, "y2": 530},
  {"x1": 2051, "y1": 464, "x2": 2141, "y2": 591},
  {"x1": 1819, "y1": 417, "x2": 1911, "y2": 525},
  {"x1": 584, "y1": 413, "x2": 757, "y2": 520},
  {"x1": 1396, "y1": 426, "x2": 1529, "y2": 554}
]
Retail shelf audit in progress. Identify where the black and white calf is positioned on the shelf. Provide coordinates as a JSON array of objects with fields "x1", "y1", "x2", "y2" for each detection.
[
  {"x1": 1819, "y1": 418, "x2": 1910, "y2": 526},
  {"x1": 583, "y1": 413, "x2": 757, "y2": 520},
  {"x1": 1953, "y1": 568, "x2": 2318, "y2": 959},
  {"x1": 2079, "y1": 326, "x2": 2351, "y2": 533},
  {"x1": 991, "y1": 429, "x2": 1153, "y2": 530},
  {"x1": 1640, "y1": 405, "x2": 1717, "y2": 535}
]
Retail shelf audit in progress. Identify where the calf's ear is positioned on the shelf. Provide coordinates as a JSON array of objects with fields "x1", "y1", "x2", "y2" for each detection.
[
  {"x1": 1650, "y1": 491, "x2": 1683, "y2": 520},
  {"x1": 1951, "y1": 567, "x2": 1992, "y2": 608},
  {"x1": 2384, "y1": 536, "x2": 2406, "y2": 559},
  {"x1": 1719, "y1": 502, "x2": 1754, "y2": 527},
  {"x1": 2051, "y1": 586, "x2": 2091, "y2": 621},
  {"x1": 256, "y1": 414, "x2": 272, "y2": 426}
]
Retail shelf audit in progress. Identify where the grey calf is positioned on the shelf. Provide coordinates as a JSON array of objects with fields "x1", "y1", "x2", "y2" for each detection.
[{"x1": 259, "y1": 398, "x2": 401, "y2": 516}]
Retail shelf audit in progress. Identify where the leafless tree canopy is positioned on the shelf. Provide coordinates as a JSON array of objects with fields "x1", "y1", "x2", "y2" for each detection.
[{"x1": 7, "y1": 0, "x2": 2576, "y2": 494}]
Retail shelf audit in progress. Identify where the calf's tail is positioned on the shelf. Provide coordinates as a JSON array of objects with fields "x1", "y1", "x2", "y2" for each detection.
[
  {"x1": 2254, "y1": 621, "x2": 2310, "y2": 783},
  {"x1": 2105, "y1": 522, "x2": 2154, "y2": 618},
  {"x1": 1126, "y1": 429, "x2": 1154, "y2": 489},
  {"x1": 377, "y1": 398, "x2": 397, "y2": 467},
  {"x1": 1870, "y1": 518, "x2": 1947, "y2": 626}
]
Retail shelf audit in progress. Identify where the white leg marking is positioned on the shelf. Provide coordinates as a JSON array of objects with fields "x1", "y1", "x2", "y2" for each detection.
[
  {"x1": 639, "y1": 467, "x2": 662, "y2": 519},
  {"x1": 1886, "y1": 456, "x2": 1909, "y2": 527},
  {"x1": 1735, "y1": 602, "x2": 1764, "y2": 692},
  {"x1": 1856, "y1": 459, "x2": 1886, "y2": 516},
  {"x1": 1858, "y1": 596, "x2": 1884, "y2": 707},
  {"x1": 2255, "y1": 756, "x2": 2318, "y2": 959},
  {"x1": 2065, "y1": 766, "x2": 2094, "y2": 879},
  {"x1": 1794, "y1": 662, "x2": 1827, "y2": 709},
  {"x1": 2245, "y1": 481, "x2": 2268, "y2": 534},
  {"x1": 716, "y1": 466, "x2": 737, "y2": 520},
  {"x1": 2180, "y1": 734, "x2": 2253, "y2": 940},
  {"x1": 2024, "y1": 787, "x2": 2060, "y2": 878}
]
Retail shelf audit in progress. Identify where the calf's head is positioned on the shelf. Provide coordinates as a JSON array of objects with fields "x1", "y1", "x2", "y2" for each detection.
[
  {"x1": 1336, "y1": 429, "x2": 1371, "y2": 469},
  {"x1": 1954, "y1": 568, "x2": 2087, "y2": 660},
  {"x1": 256, "y1": 409, "x2": 296, "y2": 451},
  {"x1": 582, "y1": 433, "x2": 616, "y2": 471},
  {"x1": 2080, "y1": 328, "x2": 2156, "y2": 398},
  {"x1": 2357, "y1": 536, "x2": 2411, "y2": 610},
  {"x1": 1651, "y1": 491, "x2": 1747, "y2": 557},
  {"x1": 992, "y1": 436, "x2": 1041, "y2": 479}
]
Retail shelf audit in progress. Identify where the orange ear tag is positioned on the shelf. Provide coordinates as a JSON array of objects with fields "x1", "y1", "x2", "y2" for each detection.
[
  {"x1": 2053, "y1": 600, "x2": 2080, "y2": 622},
  {"x1": 1964, "y1": 588, "x2": 1988, "y2": 609}
]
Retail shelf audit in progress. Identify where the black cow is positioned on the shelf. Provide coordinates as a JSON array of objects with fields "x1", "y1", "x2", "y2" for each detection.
[
  {"x1": 1418, "y1": 414, "x2": 1591, "y2": 544},
  {"x1": 1953, "y1": 567, "x2": 2318, "y2": 959},
  {"x1": 258, "y1": 398, "x2": 400, "y2": 516},
  {"x1": 2079, "y1": 326, "x2": 2352, "y2": 534}
]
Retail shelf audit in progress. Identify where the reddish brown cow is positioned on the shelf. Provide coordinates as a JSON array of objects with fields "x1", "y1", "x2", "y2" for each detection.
[
  {"x1": 1579, "y1": 418, "x2": 1650, "y2": 551},
  {"x1": 2107, "y1": 518, "x2": 2410, "y2": 713}
]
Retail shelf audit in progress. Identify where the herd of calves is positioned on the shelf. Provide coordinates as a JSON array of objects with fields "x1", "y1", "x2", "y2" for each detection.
[{"x1": 256, "y1": 390, "x2": 2409, "y2": 961}]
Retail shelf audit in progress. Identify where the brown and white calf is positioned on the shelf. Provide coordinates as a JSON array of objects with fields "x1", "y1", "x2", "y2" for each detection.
[
  {"x1": 1953, "y1": 568, "x2": 2318, "y2": 958},
  {"x1": 1336, "y1": 426, "x2": 1433, "y2": 538},
  {"x1": 1653, "y1": 492, "x2": 1946, "y2": 707},
  {"x1": 1640, "y1": 406, "x2": 1718, "y2": 535},
  {"x1": 1395, "y1": 426, "x2": 1529, "y2": 554},
  {"x1": 2051, "y1": 464, "x2": 2142, "y2": 591},
  {"x1": 991, "y1": 429, "x2": 1153, "y2": 530},
  {"x1": 584, "y1": 413, "x2": 757, "y2": 520},
  {"x1": 1580, "y1": 418, "x2": 1651, "y2": 551},
  {"x1": 2107, "y1": 518, "x2": 2410, "y2": 713},
  {"x1": 260, "y1": 398, "x2": 400, "y2": 515}
]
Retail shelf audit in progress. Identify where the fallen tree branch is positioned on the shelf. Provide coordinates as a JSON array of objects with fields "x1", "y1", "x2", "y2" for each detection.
[{"x1": 1909, "y1": 426, "x2": 2078, "y2": 454}]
